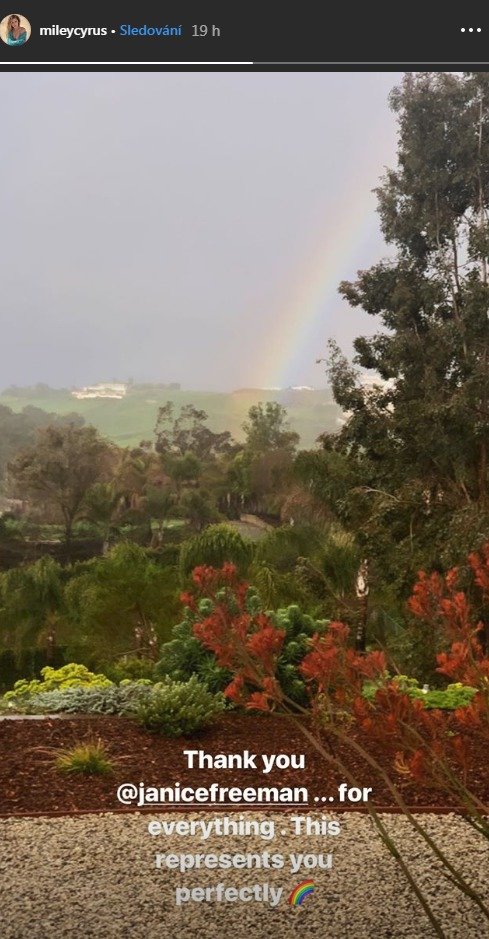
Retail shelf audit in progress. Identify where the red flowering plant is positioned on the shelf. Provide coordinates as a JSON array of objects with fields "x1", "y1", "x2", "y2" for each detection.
[
  {"x1": 353, "y1": 684, "x2": 474, "y2": 795},
  {"x1": 186, "y1": 564, "x2": 387, "y2": 720},
  {"x1": 183, "y1": 563, "x2": 286, "y2": 711},
  {"x1": 299, "y1": 622, "x2": 387, "y2": 724},
  {"x1": 297, "y1": 620, "x2": 473, "y2": 797},
  {"x1": 186, "y1": 563, "x2": 489, "y2": 928},
  {"x1": 408, "y1": 548, "x2": 489, "y2": 740},
  {"x1": 185, "y1": 561, "x2": 488, "y2": 814},
  {"x1": 350, "y1": 548, "x2": 489, "y2": 803}
]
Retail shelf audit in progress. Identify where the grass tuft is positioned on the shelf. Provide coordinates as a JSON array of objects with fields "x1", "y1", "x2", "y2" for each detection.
[{"x1": 54, "y1": 737, "x2": 114, "y2": 775}]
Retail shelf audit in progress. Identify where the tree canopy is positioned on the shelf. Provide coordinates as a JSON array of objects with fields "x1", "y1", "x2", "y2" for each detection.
[
  {"x1": 7, "y1": 424, "x2": 114, "y2": 550},
  {"x1": 154, "y1": 402, "x2": 235, "y2": 459},
  {"x1": 242, "y1": 402, "x2": 299, "y2": 453},
  {"x1": 322, "y1": 72, "x2": 489, "y2": 577}
]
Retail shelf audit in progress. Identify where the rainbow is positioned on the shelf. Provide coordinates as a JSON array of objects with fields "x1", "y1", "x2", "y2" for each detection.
[
  {"x1": 255, "y1": 106, "x2": 396, "y2": 390},
  {"x1": 287, "y1": 879, "x2": 315, "y2": 906}
]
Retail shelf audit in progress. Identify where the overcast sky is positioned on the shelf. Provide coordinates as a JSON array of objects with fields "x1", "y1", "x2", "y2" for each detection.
[{"x1": 0, "y1": 71, "x2": 402, "y2": 391}]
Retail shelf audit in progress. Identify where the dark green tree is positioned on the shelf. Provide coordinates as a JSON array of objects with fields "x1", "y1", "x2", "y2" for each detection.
[
  {"x1": 154, "y1": 402, "x2": 234, "y2": 459},
  {"x1": 64, "y1": 542, "x2": 180, "y2": 663},
  {"x1": 7, "y1": 424, "x2": 114, "y2": 555},
  {"x1": 179, "y1": 523, "x2": 252, "y2": 580},
  {"x1": 235, "y1": 403, "x2": 299, "y2": 515},
  {"x1": 0, "y1": 556, "x2": 65, "y2": 661},
  {"x1": 83, "y1": 481, "x2": 124, "y2": 549},
  {"x1": 323, "y1": 72, "x2": 489, "y2": 575},
  {"x1": 0, "y1": 404, "x2": 84, "y2": 479},
  {"x1": 144, "y1": 486, "x2": 176, "y2": 544},
  {"x1": 242, "y1": 402, "x2": 299, "y2": 453},
  {"x1": 165, "y1": 451, "x2": 201, "y2": 496},
  {"x1": 181, "y1": 489, "x2": 219, "y2": 532}
]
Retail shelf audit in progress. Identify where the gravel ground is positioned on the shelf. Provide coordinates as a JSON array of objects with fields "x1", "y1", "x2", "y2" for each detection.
[{"x1": 2, "y1": 811, "x2": 488, "y2": 938}]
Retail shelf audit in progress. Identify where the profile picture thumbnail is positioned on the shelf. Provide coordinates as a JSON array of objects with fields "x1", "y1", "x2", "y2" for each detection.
[{"x1": 0, "y1": 13, "x2": 31, "y2": 46}]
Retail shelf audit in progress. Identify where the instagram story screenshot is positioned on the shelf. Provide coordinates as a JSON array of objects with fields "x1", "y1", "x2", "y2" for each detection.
[{"x1": 0, "y1": 5, "x2": 488, "y2": 939}]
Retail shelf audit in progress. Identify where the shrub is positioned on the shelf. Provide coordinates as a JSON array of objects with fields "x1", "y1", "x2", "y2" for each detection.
[
  {"x1": 362, "y1": 676, "x2": 477, "y2": 710},
  {"x1": 156, "y1": 574, "x2": 328, "y2": 703},
  {"x1": 103, "y1": 656, "x2": 156, "y2": 683},
  {"x1": 6, "y1": 681, "x2": 154, "y2": 715},
  {"x1": 155, "y1": 612, "x2": 232, "y2": 692},
  {"x1": 421, "y1": 685, "x2": 477, "y2": 710},
  {"x1": 179, "y1": 524, "x2": 252, "y2": 580},
  {"x1": 273, "y1": 604, "x2": 329, "y2": 704},
  {"x1": 62, "y1": 543, "x2": 180, "y2": 662},
  {"x1": 54, "y1": 738, "x2": 114, "y2": 775},
  {"x1": 135, "y1": 676, "x2": 225, "y2": 736},
  {"x1": 4, "y1": 663, "x2": 112, "y2": 700},
  {"x1": 254, "y1": 524, "x2": 323, "y2": 574}
]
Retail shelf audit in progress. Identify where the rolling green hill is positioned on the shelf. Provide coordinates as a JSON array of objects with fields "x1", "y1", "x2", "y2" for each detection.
[{"x1": 0, "y1": 385, "x2": 343, "y2": 449}]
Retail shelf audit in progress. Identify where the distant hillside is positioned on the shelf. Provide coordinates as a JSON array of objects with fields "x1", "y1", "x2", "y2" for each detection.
[{"x1": 0, "y1": 385, "x2": 343, "y2": 449}]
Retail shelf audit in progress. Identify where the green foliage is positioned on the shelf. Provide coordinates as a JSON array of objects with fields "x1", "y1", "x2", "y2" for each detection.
[
  {"x1": 4, "y1": 663, "x2": 112, "y2": 699},
  {"x1": 164, "y1": 452, "x2": 202, "y2": 498},
  {"x1": 254, "y1": 524, "x2": 321, "y2": 573},
  {"x1": 362, "y1": 676, "x2": 477, "y2": 710},
  {"x1": 251, "y1": 523, "x2": 361, "y2": 616},
  {"x1": 293, "y1": 449, "x2": 360, "y2": 525},
  {"x1": 438, "y1": 503, "x2": 489, "y2": 569},
  {"x1": 155, "y1": 611, "x2": 231, "y2": 692},
  {"x1": 144, "y1": 486, "x2": 176, "y2": 533},
  {"x1": 0, "y1": 555, "x2": 66, "y2": 660},
  {"x1": 153, "y1": 543, "x2": 181, "y2": 565},
  {"x1": 7, "y1": 423, "x2": 114, "y2": 547},
  {"x1": 154, "y1": 402, "x2": 234, "y2": 459},
  {"x1": 1, "y1": 680, "x2": 153, "y2": 715},
  {"x1": 316, "y1": 528, "x2": 361, "y2": 598},
  {"x1": 0, "y1": 386, "x2": 342, "y2": 452},
  {"x1": 308, "y1": 73, "x2": 489, "y2": 633},
  {"x1": 0, "y1": 543, "x2": 181, "y2": 671},
  {"x1": 134, "y1": 676, "x2": 225, "y2": 736},
  {"x1": 242, "y1": 402, "x2": 299, "y2": 453},
  {"x1": 0, "y1": 514, "x2": 11, "y2": 541},
  {"x1": 54, "y1": 739, "x2": 114, "y2": 775},
  {"x1": 419, "y1": 685, "x2": 477, "y2": 710},
  {"x1": 273, "y1": 605, "x2": 328, "y2": 704},
  {"x1": 64, "y1": 542, "x2": 180, "y2": 662},
  {"x1": 181, "y1": 489, "x2": 219, "y2": 532},
  {"x1": 0, "y1": 402, "x2": 84, "y2": 477},
  {"x1": 83, "y1": 481, "x2": 124, "y2": 540},
  {"x1": 156, "y1": 597, "x2": 327, "y2": 705},
  {"x1": 232, "y1": 403, "x2": 300, "y2": 516},
  {"x1": 179, "y1": 524, "x2": 252, "y2": 580},
  {"x1": 392, "y1": 676, "x2": 477, "y2": 710},
  {"x1": 248, "y1": 562, "x2": 311, "y2": 611},
  {"x1": 383, "y1": 606, "x2": 445, "y2": 686},
  {"x1": 103, "y1": 656, "x2": 156, "y2": 683}
]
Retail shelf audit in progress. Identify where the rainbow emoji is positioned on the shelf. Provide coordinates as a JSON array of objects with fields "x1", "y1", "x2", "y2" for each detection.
[{"x1": 287, "y1": 879, "x2": 315, "y2": 906}]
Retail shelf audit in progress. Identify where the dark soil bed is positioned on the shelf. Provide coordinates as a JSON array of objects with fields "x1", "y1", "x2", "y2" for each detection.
[{"x1": 0, "y1": 712, "x2": 487, "y2": 816}]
